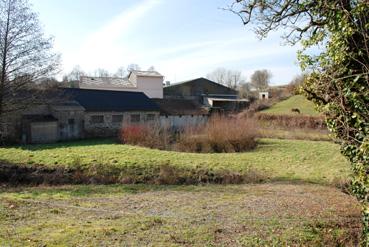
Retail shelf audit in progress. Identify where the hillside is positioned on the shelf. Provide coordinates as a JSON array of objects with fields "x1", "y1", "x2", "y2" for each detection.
[{"x1": 262, "y1": 95, "x2": 320, "y2": 116}]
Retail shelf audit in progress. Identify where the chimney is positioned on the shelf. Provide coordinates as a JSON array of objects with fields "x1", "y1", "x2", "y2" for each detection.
[{"x1": 165, "y1": 81, "x2": 171, "y2": 86}]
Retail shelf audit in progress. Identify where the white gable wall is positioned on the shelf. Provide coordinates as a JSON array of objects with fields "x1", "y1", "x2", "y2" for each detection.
[
  {"x1": 78, "y1": 73, "x2": 163, "y2": 99},
  {"x1": 135, "y1": 76, "x2": 163, "y2": 99}
]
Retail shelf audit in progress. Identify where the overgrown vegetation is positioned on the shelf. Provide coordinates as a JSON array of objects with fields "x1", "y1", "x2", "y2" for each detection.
[
  {"x1": 120, "y1": 124, "x2": 173, "y2": 150},
  {"x1": 120, "y1": 116, "x2": 258, "y2": 153},
  {"x1": 177, "y1": 116, "x2": 257, "y2": 153},
  {"x1": 256, "y1": 113, "x2": 326, "y2": 130},
  {"x1": 232, "y1": 0, "x2": 369, "y2": 242}
]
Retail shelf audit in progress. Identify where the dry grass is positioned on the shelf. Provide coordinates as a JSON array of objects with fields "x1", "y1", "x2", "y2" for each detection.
[
  {"x1": 255, "y1": 113, "x2": 326, "y2": 129},
  {"x1": 120, "y1": 123, "x2": 173, "y2": 150},
  {"x1": 258, "y1": 128, "x2": 331, "y2": 141},
  {"x1": 0, "y1": 183, "x2": 362, "y2": 246},
  {"x1": 120, "y1": 116, "x2": 258, "y2": 153},
  {"x1": 177, "y1": 116, "x2": 257, "y2": 153}
]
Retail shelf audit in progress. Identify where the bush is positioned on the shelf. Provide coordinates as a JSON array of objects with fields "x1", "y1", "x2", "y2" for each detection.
[
  {"x1": 177, "y1": 116, "x2": 258, "y2": 153},
  {"x1": 120, "y1": 125, "x2": 148, "y2": 146},
  {"x1": 119, "y1": 116, "x2": 258, "y2": 153},
  {"x1": 120, "y1": 123, "x2": 172, "y2": 150}
]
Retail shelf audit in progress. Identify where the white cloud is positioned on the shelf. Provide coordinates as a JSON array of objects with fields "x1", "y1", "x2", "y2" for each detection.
[
  {"x1": 153, "y1": 37, "x2": 301, "y2": 84},
  {"x1": 63, "y1": 0, "x2": 162, "y2": 72},
  {"x1": 59, "y1": 1, "x2": 301, "y2": 85}
]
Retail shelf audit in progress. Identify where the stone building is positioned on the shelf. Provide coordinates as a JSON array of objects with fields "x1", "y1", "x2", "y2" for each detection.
[{"x1": 21, "y1": 88, "x2": 160, "y2": 143}]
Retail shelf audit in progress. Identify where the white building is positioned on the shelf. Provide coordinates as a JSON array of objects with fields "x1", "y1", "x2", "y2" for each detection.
[
  {"x1": 259, "y1": 92, "x2": 269, "y2": 100},
  {"x1": 79, "y1": 70, "x2": 164, "y2": 99}
]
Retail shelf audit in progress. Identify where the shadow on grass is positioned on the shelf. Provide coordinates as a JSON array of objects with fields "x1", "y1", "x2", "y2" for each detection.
[
  {"x1": 16, "y1": 138, "x2": 118, "y2": 151},
  {"x1": 0, "y1": 180, "x2": 345, "y2": 199}
]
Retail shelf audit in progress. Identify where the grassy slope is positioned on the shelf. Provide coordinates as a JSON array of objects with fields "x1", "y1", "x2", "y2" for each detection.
[
  {"x1": 0, "y1": 138, "x2": 350, "y2": 184},
  {"x1": 262, "y1": 95, "x2": 320, "y2": 116},
  {"x1": 0, "y1": 184, "x2": 361, "y2": 246}
]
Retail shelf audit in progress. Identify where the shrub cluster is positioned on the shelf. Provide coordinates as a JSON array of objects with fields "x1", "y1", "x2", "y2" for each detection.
[
  {"x1": 177, "y1": 116, "x2": 258, "y2": 153},
  {"x1": 120, "y1": 123, "x2": 173, "y2": 150},
  {"x1": 119, "y1": 116, "x2": 258, "y2": 153}
]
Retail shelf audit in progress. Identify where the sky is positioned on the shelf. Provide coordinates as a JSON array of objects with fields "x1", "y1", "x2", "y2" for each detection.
[{"x1": 30, "y1": 0, "x2": 302, "y2": 85}]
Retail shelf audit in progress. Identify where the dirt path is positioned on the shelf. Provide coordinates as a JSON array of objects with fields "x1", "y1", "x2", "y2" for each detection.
[{"x1": 0, "y1": 183, "x2": 362, "y2": 246}]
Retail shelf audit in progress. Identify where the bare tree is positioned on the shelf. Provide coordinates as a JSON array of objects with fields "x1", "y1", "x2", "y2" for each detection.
[
  {"x1": 238, "y1": 82, "x2": 252, "y2": 99},
  {"x1": 0, "y1": 0, "x2": 59, "y2": 123},
  {"x1": 114, "y1": 66, "x2": 126, "y2": 78},
  {"x1": 127, "y1": 63, "x2": 141, "y2": 72},
  {"x1": 94, "y1": 68, "x2": 110, "y2": 77},
  {"x1": 250, "y1": 70, "x2": 271, "y2": 91},
  {"x1": 206, "y1": 67, "x2": 244, "y2": 89},
  {"x1": 287, "y1": 74, "x2": 306, "y2": 95},
  {"x1": 66, "y1": 65, "x2": 85, "y2": 81}
]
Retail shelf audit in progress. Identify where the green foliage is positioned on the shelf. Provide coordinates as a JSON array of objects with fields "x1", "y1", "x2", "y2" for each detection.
[
  {"x1": 232, "y1": 0, "x2": 369, "y2": 243},
  {"x1": 299, "y1": 2, "x2": 369, "y2": 242}
]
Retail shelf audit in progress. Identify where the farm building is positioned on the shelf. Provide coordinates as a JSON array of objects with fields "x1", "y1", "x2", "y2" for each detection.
[
  {"x1": 21, "y1": 88, "x2": 160, "y2": 143},
  {"x1": 78, "y1": 70, "x2": 164, "y2": 99},
  {"x1": 164, "y1": 78, "x2": 249, "y2": 111}
]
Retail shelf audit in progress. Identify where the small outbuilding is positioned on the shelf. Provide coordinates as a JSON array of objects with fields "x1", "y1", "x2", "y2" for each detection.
[{"x1": 259, "y1": 92, "x2": 269, "y2": 100}]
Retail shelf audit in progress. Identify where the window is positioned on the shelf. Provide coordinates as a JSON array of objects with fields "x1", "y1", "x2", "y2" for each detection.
[
  {"x1": 146, "y1": 114, "x2": 155, "y2": 121},
  {"x1": 90, "y1": 115, "x2": 104, "y2": 124},
  {"x1": 68, "y1": 119, "x2": 75, "y2": 125},
  {"x1": 68, "y1": 119, "x2": 75, "y2": 132},
  {"x1": 112, "y1": 114, "x2": 123, "y2": 123},
  {"x1": 130, "y1": 114, "x2": 140, "y2": 123}
]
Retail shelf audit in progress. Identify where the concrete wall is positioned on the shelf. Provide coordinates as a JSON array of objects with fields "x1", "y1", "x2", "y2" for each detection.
[{"x1": 159, "y1": 115, "x2": 208, "y2": 129}]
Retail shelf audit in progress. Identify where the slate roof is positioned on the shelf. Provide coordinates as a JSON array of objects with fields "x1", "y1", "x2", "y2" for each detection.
[
  {"x1": 154, "y1": 99, "x2": 209, "y2": 116},
  {"x1": 61, "y1": 88, "x2": 160, "y2": 112},
  {"x1": 80, "y1": 76, "x2": 136, "y2": 88},
  {"x1": 165, "y1": 77, "x2": 237, "y2": 93}
]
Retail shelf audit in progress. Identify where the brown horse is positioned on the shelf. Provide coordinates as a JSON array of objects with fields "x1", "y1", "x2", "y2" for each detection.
[{"x1": 291, "y1": 108, "x2": 301, "y2": 114}]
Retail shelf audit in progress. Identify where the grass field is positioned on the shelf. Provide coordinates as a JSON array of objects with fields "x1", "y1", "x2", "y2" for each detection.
[
  {"x1": 0, "y1": 183, "x2": 361, "y2": 246},
  {"x1": 262, "y1": 95, "x2": 320, "y2": 116},
  {"x1": 0, "y1": 136, "x2": 358, "y2": 245},
  {"x1": 0, "y1": 138, "x2": 350, "y2": 185}
]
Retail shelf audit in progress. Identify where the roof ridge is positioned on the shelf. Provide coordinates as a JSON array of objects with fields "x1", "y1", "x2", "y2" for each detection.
[{"x1": 63, "y1": 87, "x2": 145, "y2": 95}]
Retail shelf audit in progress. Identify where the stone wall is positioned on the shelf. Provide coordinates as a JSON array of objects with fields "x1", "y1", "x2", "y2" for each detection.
[
  {"x1": 84, "y1": 111, "x2": 160, "y2": 137},
  {"x1": 51, "y1": 107, "x2": 85, "y2": 141}
]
